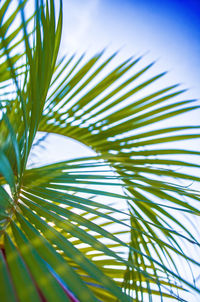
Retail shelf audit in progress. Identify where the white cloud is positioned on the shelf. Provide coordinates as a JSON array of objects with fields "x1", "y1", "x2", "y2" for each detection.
[{"x1": 62, "y1": 0, "x2": 99, "y2": 51}]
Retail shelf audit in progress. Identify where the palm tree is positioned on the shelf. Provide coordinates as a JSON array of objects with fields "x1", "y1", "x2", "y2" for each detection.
[{"x1": 0, "y1": 0, "x2": 200, "y2": 301}]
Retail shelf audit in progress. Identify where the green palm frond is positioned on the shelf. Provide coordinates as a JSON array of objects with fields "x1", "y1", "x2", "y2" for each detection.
[{"x1": 0, "y1": 0, "x2": 200, "y2": 301}]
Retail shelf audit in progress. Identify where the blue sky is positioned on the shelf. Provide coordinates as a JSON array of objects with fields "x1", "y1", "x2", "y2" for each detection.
[{"x1": 62, "y1": 0, "x2": 200, "y2": 99}]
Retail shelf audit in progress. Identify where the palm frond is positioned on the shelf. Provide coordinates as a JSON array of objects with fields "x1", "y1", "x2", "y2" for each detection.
[{"x1": 0, "y1": 0, "x2": 200, "y2": 301}]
